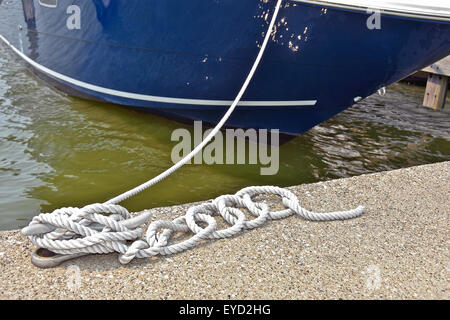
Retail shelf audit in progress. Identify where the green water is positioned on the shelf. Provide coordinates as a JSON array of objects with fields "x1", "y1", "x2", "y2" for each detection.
[{"x1": 1, "y1": 43, "x2": 449, "y2": 230}]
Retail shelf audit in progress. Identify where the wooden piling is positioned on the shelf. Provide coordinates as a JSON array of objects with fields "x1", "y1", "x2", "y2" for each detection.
[{"x1": 422, "y1": 56, "x2": 450, "y2": 110}]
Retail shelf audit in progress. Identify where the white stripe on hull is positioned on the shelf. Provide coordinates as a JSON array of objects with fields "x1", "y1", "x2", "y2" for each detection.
[
  {"x1": 293, "y1": 0, "x2": 450, "y2": 22},
  {"x1": 0, "y1": 34, "x2": 317, "y2": 107}
]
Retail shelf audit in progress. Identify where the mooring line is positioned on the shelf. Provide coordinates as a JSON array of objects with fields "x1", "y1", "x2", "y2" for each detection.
[
  {"x1": 105, "y1": 0, "x2": 285, "y2": 205},
  {"x1": 21, "y1": 0, "x2": 365, "y2": 268}
]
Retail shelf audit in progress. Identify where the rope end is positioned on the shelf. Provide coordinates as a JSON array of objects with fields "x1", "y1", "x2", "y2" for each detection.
[{"x1": 31, "y1": 248, "x2": 89, "y2": 268}]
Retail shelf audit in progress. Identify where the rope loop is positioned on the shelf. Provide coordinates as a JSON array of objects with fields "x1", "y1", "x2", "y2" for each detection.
[{"x1": 236, "y1": 186, "x2": 297, "y2": 220}]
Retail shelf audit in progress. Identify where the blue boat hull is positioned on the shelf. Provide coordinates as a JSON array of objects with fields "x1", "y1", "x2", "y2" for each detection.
[{"x1": 1, "y1": 0, "x2": 450, "y2": 134}]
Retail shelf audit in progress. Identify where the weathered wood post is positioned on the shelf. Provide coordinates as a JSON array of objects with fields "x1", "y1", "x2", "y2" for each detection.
[{"x1": 422, "y1": 56, "x2": 450, "y2": 110}]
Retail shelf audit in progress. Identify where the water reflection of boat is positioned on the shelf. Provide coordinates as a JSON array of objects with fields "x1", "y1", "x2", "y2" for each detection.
[{"x1": 0, "y1": 0, "x2": 449, "y2": 135}]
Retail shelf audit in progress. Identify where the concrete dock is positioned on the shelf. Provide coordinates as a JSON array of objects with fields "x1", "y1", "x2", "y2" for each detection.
[{"x1": 0, "y1": 162, "x2": 448, "y2": 300}]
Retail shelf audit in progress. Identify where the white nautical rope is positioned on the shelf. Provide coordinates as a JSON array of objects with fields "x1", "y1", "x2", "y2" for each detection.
[
  {"x1": 22, "y1": 0, "x2": 365, "y2": 266},
  {"x1": 27, "y1": 186, "x2": 364, "y2": 265}
]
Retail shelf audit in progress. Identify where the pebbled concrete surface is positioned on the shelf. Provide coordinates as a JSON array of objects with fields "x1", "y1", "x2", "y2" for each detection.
[{"x1": 0, "y1": 162, "x2": 448, "y2": 300}]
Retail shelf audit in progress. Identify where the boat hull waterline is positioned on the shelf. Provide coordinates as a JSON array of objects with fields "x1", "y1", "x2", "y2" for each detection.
[{"x1": 1, "y1": 0, "x2": 449, "y2": 134}]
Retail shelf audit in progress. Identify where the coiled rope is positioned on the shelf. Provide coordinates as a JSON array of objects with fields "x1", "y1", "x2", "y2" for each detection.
[{"x1": 22, "y1": 0, "x2": 364, "y2": 267}]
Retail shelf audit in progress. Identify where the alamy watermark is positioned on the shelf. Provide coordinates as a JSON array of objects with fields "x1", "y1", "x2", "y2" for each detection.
[
  {"x1": 66, "y1": 5, "x2": 81, "y2": 30},
  {"x1": 171, "y1": 121, "x2": 280, "y2": 175},
  {"x1": 366, "y1": 8, "x2": 382, "y2": 30},
  {"x1": 364, "y1": 265, "x2": 382, "y2": 291},
  {"x1": 66, "y1": 264, "x2": 82, "y2": 291}
]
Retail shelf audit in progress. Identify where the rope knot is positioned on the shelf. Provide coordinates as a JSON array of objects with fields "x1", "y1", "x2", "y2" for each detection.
[{"x1": 27, "y1": 203, "x2": 144, "y2": 257}]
